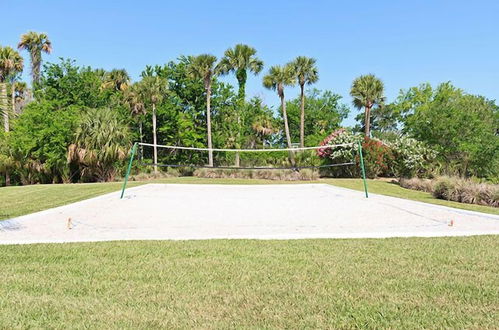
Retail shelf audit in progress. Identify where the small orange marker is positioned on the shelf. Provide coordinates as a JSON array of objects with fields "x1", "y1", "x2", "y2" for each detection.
[
  {"x1": 67, "y1": 217, "x2": 73, "y2": 230},
  {"x1": 448, "y1": 220, "x2": 454, "y2": 227}
]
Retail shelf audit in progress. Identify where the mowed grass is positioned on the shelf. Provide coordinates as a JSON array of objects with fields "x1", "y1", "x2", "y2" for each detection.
[
  {"x1": 0, "y1": 182, "x2": 143, "y2": 220},
  {"x1": 1, "y1": 177, "x2": 497, "y2": 220},
  {"x1": 0, "y1": 237, "x2": 498, "y2": 328}
]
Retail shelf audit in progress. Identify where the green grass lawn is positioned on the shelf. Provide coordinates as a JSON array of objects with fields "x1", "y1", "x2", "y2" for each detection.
[
  {"x1": 1, "y1": 177, "x2": 497, "y2": 220},
  {"x1": 0, "y1": 237, "x2": 497, "y2": 328}
]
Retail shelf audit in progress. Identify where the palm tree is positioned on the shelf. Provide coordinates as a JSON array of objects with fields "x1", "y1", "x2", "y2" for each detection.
[
  {"x1": 102, "y1": 69, "x2": 131, "y2": 91},
  {"x1": 68, "y1": 108, "x2": 130, "y2": 182},
  {"x1": 124, "y1": 84, "x2": 146, "y2": 157},
  {"x1": 252, "y1": 114, "x2": 276, "y2": 148},
  {"x1": 12, "y1": 81, "x2": 28, "y2": 115},
  {"x1": 290, "y1": 56, "x2": 319, "y2": 147},
  {"x1": 263, "y1": 64, "x2": 296, "y2": 165},
  {"x1": 350, "y1": 74, "x2": 385, "y2": 137},
  {"x1": 0, "y1": 46, "x2": 24, "y2": 132},
  {"x1": 18, "y1": 31, "x2": 52, "y2": 86},
  {"x1": 137, "y1": 76, "x2": 168, "y2": 173},
  {"x1": 218, "y1": 44, "x2": 263, "y2": 166},
  {"x1": 218, "y1": 44, "x2": 264, "y2": 102},
  {"x1": 187, "y1": 54, "x2": 219, "y2": 167}
]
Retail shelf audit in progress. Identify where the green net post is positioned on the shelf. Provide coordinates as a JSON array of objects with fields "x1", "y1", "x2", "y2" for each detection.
[
  {"x1": 120, "y1": 142, "x2": 138, "y2": 199},
  {"x1": 357, "y1": 141, "x2": 368, "y2": 198}
]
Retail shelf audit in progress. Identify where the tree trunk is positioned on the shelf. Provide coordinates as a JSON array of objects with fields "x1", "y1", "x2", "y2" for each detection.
[
  {"x1": 206, "y1": 84, "x2": 213, "y2": 167},
  {"x1": 299, "y1": 83, "x2": 305, "y2": 148},
  {"x1": 5, "y1": 171, "x2": 10, "y2": 186},
  {"x1": 281, "y1": 94, "x2": 295, "y2": 166},
  {"x1": 1, "y1": 83, "x2": 9, "y2": 132},
  {"x1": 364, "y1": 105, "x2": 371, "y2": 138},
  {"x1": 139, "y1": 121, "x2": 143, "y2": 161},
  {"x1": 12, "y1": 83, "x2": 16, "y2": 117},
  {"x1": 235, "y1": 152, "x2": 240, "y2": 167},
  {"x1": 235, "y1": 108, "x2": 241, "y2": 167},
  {"x1": 152, "y1": 103, "x2": 158, "y2": 173}
]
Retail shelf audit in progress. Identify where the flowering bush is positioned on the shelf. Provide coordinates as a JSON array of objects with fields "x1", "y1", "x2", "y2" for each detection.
[
  {"x1": 387, "y1": 136, "x2": 437, "y2": 178},
  {"x1": 361, "y1": 137, "x2": 394, "y2": 178},
  {"x1": 318, "y1": 129, "x2": 394, "y2": 178}
]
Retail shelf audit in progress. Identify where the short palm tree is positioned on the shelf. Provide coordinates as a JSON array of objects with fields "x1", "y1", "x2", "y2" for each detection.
[
  {"x1": 0, "y1": 46, "x2": 24, "y2": 132},
  {"x1": 187, "y1": 54, "x2": 219, "y2": 167},
  {"x1": 350, "y1": 74, "x2": 385, "y2": 137},
  {"x1": 136, "y1": 76, "x2": 168, "y2": 173},
  {"x1": 102, "y1": 69, "x2": 131, "y2": 91},
  {"x1": 263, "y1": 64, "x2": 296, "y2": 165},
  {"x1": 218, "y1": 44, "x2": 264, "y2": 102},
  {"x1": 290, "y1": 56, "x2": 319, "y2": 147},
  {"x1": 68, "y1": 108, "x2": 130, "y2": 182},
  {"x1": 12, "y1": 81, "x2": 28, "y2": 115},
  {"x1": 124, "y1": 84, "x2": 146, "y2": 157},
  {"x1": 18, "y1": 31, "x2": 52, "y2": 86},
  {"x1": 252, "y1": 114, "x2": 276, "y2": 147}
]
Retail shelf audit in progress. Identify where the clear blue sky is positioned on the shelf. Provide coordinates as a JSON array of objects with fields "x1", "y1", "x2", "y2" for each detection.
[{"x1": 3, "y1": 0, "x2": 498, "y2": 126}]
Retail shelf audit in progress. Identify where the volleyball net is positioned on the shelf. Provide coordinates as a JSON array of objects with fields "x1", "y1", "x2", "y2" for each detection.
[{"x1": 120, "y1": 142, "x2": 369, "y2": 198}]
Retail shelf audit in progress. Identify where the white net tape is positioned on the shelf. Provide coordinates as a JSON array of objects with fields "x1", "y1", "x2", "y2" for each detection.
[{"x1": 138, "y1": 142, "x2": 355, "y2": 152}]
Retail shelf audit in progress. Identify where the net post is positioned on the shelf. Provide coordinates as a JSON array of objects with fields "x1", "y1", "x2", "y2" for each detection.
[
  {"x1": 120, "y1": 142, "x2": 138, "y2": 199},
  {"x1": 357, "y1": 141, "x2": 369, "y2": 198}
]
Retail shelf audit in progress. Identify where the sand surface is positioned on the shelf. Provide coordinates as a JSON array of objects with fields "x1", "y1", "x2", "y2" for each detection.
[{"x1": 1, "y1": 184, "x2": 498, "y2": 244}]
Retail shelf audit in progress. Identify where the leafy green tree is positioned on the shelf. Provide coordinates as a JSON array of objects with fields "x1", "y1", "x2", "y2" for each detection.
[
  {"x1": 0, "y1": 46, "x2": 24, "y2": 132},
  {"x1": 289, "y1": 56, "x2": 319, "y2": 147},
  {"x1": 37, "y1": 59, "x2": 109, "y2": 108},
  {"x1": 187, "y1": 54, "x2": 219, "y2": 167},
  {"x1": 350, "y1": 74, "x2": 385, "y2": 138},
  {"x1": 353, "y1": 103, "x2": 400, "y2": 136},
  {"x1": 18, "y1": 31, "x2": 52, "y2": 86},
  {"x1": 68, "y1": 108, "x2": 130, "y2": 182},
  {"x1": 9, "y1": 101, "x2": 78, "y2": 184},
  {"x1": 263, "y1": 64, "x2": 296, "y2": 165},
  {"x1": 140, "y1": 58, "x2": 229, "y2": 167},
  {"x1": 218, "y1": 44, "x2": 264, "y2": 102},
  {"x1": 136, "y1": 76, "x2": 168, "y2": 172},
  {"x1": 287, "y1": 89, "x2": 349, "y2": 146},
  {"x1": 395, "y1": 82, "x2": 499, "y2": 178}
]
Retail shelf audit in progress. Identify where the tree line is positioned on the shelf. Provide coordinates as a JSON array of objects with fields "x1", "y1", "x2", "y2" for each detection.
[{"x1": 0, "y1": 31, "x2": 497, "y2": 185}]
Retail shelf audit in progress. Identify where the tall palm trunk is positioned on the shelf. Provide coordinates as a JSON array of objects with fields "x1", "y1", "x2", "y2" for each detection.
[
  {"x1": 299, "y1": 83, "x2": 305, "y2": 148},
  {"x1": 31, "y1": 51, "x2": 41, "y2": 87},
  {"x1": 234, "y1": 100, "x2": 241, "y2": 167},
  {"x1": 1, "y1": 82, "x2": 10, "y2": 185},
  {"x1": 1, "y1": 83, "x2": 8, "y2": 132},
  {"x1": 12, "y1": 83, "x2": 16, "y2": 116},
  {"x1": 139, "y1": 121, "x2": 143, "y2": 161},
  {"x1": 206, "y1": 84, "x2": 213, "y2": 167},
  {"x1": 152, "y1": 103, "x2": 158, "y2": 173},
  {"x1": 280, "y1": 91, "x2": 295, "y2": 166},
  {"x1": 234, "y1": 71, "x2": 246, "y2": 167},
  {"x1": 364, "y1": 105, "x2": 371, "y2": 137}
]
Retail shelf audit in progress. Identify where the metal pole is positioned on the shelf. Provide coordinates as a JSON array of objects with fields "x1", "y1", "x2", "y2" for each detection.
[
  {"x1": 357, "y1": 141, "x2": 368, "y2": 198},
  {"x1": 120, "y1": 142, "x2": 138, "y2": 199}
]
